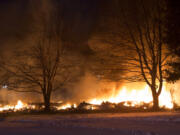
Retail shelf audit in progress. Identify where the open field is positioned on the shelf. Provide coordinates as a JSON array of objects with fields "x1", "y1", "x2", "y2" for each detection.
[{"x1": 0, "y1": 112, "x2": 180, "y2": 135}]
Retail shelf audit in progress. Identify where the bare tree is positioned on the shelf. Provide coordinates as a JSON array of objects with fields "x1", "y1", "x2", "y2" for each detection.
[
  {"x1": 3, "y1": 4, "x2": 77, "y2": 111},
  {"x1": 92, "y1": 0, "x2": 168, "y2": 110},
  {"x1": 122, "y1": 0, "x2": 168, "y2": 110}
]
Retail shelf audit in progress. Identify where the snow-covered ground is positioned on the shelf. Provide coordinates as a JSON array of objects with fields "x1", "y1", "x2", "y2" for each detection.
[{"x1": 0, "y1": 112, "x2": 180, "y2": 135}]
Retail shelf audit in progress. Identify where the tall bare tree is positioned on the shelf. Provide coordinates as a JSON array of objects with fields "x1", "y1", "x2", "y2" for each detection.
[
  {"x1": 93, "y1": 0, "x2": 168, "y2": 110},
  {"x1": 123, "y1": 0, "x2": 168, "y2": 110},
  {"x1": 3, "y1": 3, "x2": 77, "y2": 111}
]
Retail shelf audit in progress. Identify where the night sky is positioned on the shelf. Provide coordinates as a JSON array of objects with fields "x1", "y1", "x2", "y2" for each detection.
[
  {"x1": 0, "y1": 0, "x2": 103, "y2": 55},
  {"x1": 0, "y1": 0, "x2": 138, "y2": 53}
]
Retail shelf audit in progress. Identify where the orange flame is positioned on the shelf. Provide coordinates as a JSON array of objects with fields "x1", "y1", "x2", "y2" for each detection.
[
  {"x1": 57, "y1": 103, "x2": 77, "y2": 110},
  {"x1": 0, "y1": 100, "x2": 35, "y2": 112},
  {"x1": 89, "y1": 84, "x2": 173, "y2": 109}
]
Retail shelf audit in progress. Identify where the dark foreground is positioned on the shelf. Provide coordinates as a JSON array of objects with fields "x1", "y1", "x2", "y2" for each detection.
[{"x1": 0, "y1": 112, "x2": 180, "y2": 135}]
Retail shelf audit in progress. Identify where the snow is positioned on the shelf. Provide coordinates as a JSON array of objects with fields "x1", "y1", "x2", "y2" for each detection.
[{"x1": 0, "y1": 112, "x2": 180, "y2": 135}]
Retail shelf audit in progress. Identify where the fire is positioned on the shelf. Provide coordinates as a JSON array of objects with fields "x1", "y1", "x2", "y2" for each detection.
[
  {"x1": 89, "y1": 84, "x2": 174, "y2": 109},
  {"x1": 15, "y1": 100, "x2": 24, "y2": 110},
  {"x1": 0, "y1": 100, "x2": 26, "y2": 112},
  {"x1": 0, "y1": 100, "x2": 36, "y2": 112},
  {"x1": 0, "y1": 84, "x2": 174, "y2": 112},
  {"x1": 58, "y1": 104, "x2": 71, "y2": 110},
  {"x1": 57, "y1": 103, "x2": 77, "y2": 110}
]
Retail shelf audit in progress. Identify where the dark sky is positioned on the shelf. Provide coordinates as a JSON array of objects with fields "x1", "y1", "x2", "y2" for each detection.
[
  {"x1": 0, "y1": 0, "x2": 103, "y2": 54},
  {"x1": 0, "y1": 0, "x2": 154, "y2": 54},
  {"x1": 0, "y1": 1, "x2": 30, "y2": 48}
]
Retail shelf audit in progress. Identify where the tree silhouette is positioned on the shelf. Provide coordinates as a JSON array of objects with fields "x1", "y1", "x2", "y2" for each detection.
[
  {"x1": 93, "y1": 0, "x2": 168, "y2": 110},
  {"x1": 3, "y1": 5, "x2": 77, "y2": 111}
]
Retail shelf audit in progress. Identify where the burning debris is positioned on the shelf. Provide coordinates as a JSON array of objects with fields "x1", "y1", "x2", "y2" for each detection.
[
  {"x1": 56, "y1": 83, "x2": 175, "y2": 111},
  {"x1": 56, "y1": 103, "x2": 77, "y2": 110},
  {"x1": 0, "y1": 83, "x2": 175, "y2": 113},
  {"x1": 0, "y1": 100, "x2": 36, "y2": 112},
  {"x1": 88, "y1": 84, "x2": 174, "y2": 109}
]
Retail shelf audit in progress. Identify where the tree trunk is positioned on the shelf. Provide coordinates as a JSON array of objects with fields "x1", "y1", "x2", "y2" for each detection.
[
  {"x1": 151, "y1": 69, "x2": 159, "y2": 110},
  {"x1": 152, "y1": 92, "x2": 159, "y2": 110},
  {"x1": 43, "y1": 95, "x2": 51, "y2": 112}
]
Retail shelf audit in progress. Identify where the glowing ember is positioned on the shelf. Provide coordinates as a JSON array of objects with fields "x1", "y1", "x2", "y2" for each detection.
[{"x1": 89, "y1": 84, "x2": 174, "y2": 109}]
